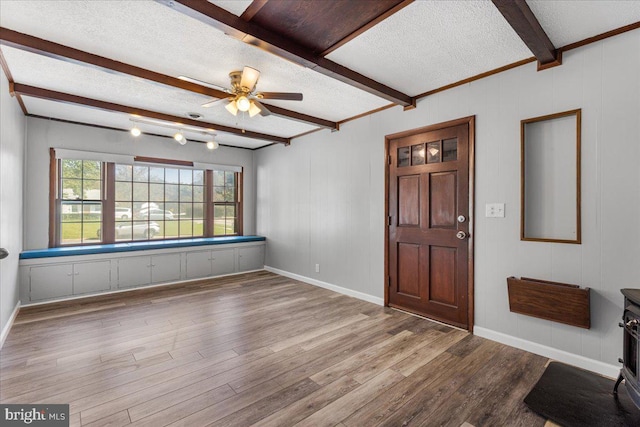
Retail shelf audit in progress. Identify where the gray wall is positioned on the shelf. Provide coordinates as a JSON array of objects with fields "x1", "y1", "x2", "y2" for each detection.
[
  {"x1": 24, "y1": 118, "x2": 257, "y2": 250},
  {"x1": 255, "y1": 30, "x2": 640, "y2": 374},
  {"x1": 0, "y1": 71, "x2": 25, "y2": 340}
]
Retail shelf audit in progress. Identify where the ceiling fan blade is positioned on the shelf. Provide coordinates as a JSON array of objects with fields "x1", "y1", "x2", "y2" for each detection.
[
  {"x1": 178, "y1": 75, "x2": 229, "y2": 91},
  {"x1": 252, "y1": 99, "x2": 271, "y2": 117},
  {"x1": 258, "y1": 92, "x2": 303, "y2": 101},
  {"x1": 240, "y1": 66, "x2": 261, "y2": 91},
  {"x1": 201, "y1": 97, "x2": 230, "y2": 108}
]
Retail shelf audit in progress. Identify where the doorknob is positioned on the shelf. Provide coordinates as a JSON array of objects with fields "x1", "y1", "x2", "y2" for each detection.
[
  {"x1": 0, "y1": 248, "x2": 8, "y2": 260},
  {"x1": 456, "y1": 231, "x2": 467, "y2": 240}
]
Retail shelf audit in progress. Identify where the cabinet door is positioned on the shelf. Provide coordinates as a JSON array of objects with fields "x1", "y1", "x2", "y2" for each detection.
[
  {"x1": 186, "y1": 251, "x2": 213, "y2": 279},
  {"x1": 30, "y1": 264, "x2": 73, "y2": 301},
  {"x1": 74, "y1": 261, "x2": 111, "y2": 294},
  {"x1": 211, "y1": 248, "x2": 236, "y2": 276},
  {"x1": 117, "y1": 256, "x2": 151, "y2": 288},
  {"x1": 151, "y1": 253, "x2": 182, "y2": 283},
  {"x1": 237, "y1": 245, "x2": 265, "y2": 272}
]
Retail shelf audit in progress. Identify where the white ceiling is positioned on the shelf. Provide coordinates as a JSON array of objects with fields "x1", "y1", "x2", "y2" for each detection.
[{"x1": 1, "y1": 0, "x2": 639, "y2": 149}]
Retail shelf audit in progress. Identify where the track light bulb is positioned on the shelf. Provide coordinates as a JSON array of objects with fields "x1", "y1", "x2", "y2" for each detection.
[
  {"x1": 131, "y1": 126, "x2": 141, "y2": 137},
  {"x1": 236, "y1": 95, "x2": 250, "y2": 112},
  {"x1": 174, "y1": 131, "x2": 186, "y2": 144},
  {"x1": 206, "y1": 140, "x2": 219, "y2": 150}
]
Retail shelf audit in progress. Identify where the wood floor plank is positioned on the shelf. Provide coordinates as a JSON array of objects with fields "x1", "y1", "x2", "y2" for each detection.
[{"x1": 0, "y1": 271, "x2": 546, "y2": 427}]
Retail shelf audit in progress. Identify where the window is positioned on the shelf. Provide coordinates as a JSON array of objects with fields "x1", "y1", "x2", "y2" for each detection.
[
  {"x1": 114, "y1": 165, "x2": 205, "y2": 241},
  {"x1": 59, "y1": 159, "x2": 103, "y2": 245},
  {"x1": 53, "y1": 154, "x2": 241, "y2": 247},
  {"x1": 213, "y1": 170, "x2": 239, "y2": 236}
]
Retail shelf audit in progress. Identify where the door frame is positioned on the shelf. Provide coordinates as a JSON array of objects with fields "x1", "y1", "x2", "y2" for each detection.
[{"x1": 384, "y1": 115, "x2": 476, "y2": 332}]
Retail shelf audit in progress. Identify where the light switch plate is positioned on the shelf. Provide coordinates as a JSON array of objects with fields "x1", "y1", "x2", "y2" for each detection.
[{"x1": 485, "y1": 203, "x2": 505, "y2": 218}]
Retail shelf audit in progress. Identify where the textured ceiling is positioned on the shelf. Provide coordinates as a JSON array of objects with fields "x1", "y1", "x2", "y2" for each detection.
[
  {"x1": 1, "y1": 0, "x2": 639, "y2": 149},
  {"x1": 326, "y1": 1, "x2": 532, "y2": 95}
]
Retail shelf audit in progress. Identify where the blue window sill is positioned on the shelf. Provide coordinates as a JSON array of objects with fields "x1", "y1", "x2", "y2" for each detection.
[{"x1": 19, "y1": 236, "x2": 266, "y2": 260}]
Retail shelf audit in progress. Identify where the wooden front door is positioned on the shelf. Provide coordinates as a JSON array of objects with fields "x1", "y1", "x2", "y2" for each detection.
[{"x1": 386, "y1": 117, "x2": 474, "y2": 330}]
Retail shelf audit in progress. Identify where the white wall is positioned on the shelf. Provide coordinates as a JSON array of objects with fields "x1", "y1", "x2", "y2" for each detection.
[
  {"x1": 0, "y1": 71, "x2": 25, "y2": 343},
  {"x1": 24, "y1": 118, "x2": 257, "y2": 250},
  {"x1": 255, "y1": 30, "x2": 640, "y2": 376}
]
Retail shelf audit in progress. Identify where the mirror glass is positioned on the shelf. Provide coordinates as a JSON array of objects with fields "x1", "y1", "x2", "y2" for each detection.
[{"x1": 521, "y1": 109, "x2": 581, "y2": 243}]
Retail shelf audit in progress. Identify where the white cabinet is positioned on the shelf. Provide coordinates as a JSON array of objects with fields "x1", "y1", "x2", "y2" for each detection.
[
  {"x1": 186, "y1": 248, "x2": 235, "y2": 280},
  {"x1": 29, "y1": 260, "x2": 111, "y2": 301},
  {"x1": 118, "y1": 253, "x2": 181, "y2": 289},
  {"x1": 238, "y1": 245, "x2": 265, "y2": 272},
  {"x1": 20, "y1": 240, "x2": 265, "y2": 304}
]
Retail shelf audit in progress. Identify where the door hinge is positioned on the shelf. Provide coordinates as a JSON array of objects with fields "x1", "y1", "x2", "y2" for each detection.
[
  {"x1": 387, "y1": 276, "x2": 391, "y2": 287},
  {"x1": 388, "y1": 155, "x2": 392, "y2": 165},
  {"x1": 388, "y1": 216, "x2": 392, "y2": 226}
]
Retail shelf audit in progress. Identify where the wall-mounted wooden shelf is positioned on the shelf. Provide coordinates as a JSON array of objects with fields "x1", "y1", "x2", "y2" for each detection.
[{"x1": 507, "y1": 277, "x2": 590, "y2": 329}]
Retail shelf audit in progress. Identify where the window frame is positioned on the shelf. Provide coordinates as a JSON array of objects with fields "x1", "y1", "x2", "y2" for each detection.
[{"x1": 50, "y1": 152, "x2": 243, "y2": 247}]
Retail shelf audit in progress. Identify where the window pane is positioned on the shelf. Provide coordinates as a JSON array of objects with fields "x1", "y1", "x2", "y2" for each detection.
[
  {"x1": 225, "y1": 205, "x2": 236, "y2": 219},
  {"x1": 115, "y1": 221, "x2": 133, "y2": 241},
  {"x1": 115, "y1": 203, "x2": 133, "y2": 220},
  {"x1": 193, "y1": 170, "x2": 204, "y2": 185},
  {"x1": 193, "y1": 186, "x2": 204, "y2": 202},
  {"x1": 164, "y1": 221, "x2": 179, "y2": 239},
  {"x1": 411, "y1": 144, "x2": 425, "y2": 166},
  {"x1": 133, "y1": 182, "x2": 148, "y2": 201},
  {"x1": 83, "y1": 161, "x2": 101, "y2": 180},
  {"x1": 133, "y1": 166, "x2": 148, "y2": 182},
  {"x1": 397, "y1": 147, "x2": 410, "y2": 167},
  {"x1": 150, "y1": 183, "x2": 164, "y2": 201},
  {"x1": 62, "y1": 159, "x2": 82, "y2": 178},
  {"x1": 193, "y1": 203, "x2": 204, "y2": 220},
  {"x1": 180, "y1": 169, "x2": 193, "y2": 184},
  {"x1": 115, "y1": 181, "x2": 132, "y2": 201},
  {"x1": 150, "y1": 167, "x2": 164, "y2": 183},
  {"x1": 193, "y1": 219, "x2": 204, "y2": 237},
  {"x1": 224, "y1": 186, "x2": 236, "y2": 202},
  {"x1": 61, "y1": 201, "x2": 80, "y2": 222},
  {"x1": 179, "y1": 203, "x2": 192, "y2": 219},
  {"x1": 115, "y1": 164, "x2": 132, "y2": 181},
  {"x1": 427, "y1": 141, "x2": 441, "y2": 164},
  {"x1": 213, "y1": 171, "x2": 225, "y2": 186},
  {"x1": 225, "y1": 172, "x2": 235, "y2": 186},
  {"x1": 180, "y1": 185, "x2": 193, "y2": 202},
  {"x1": 214, "y1": 187, "x2": 225, "y2": 202},
  {"x1": 442, "y1": 138, "x2": 457, "y2": 162},
  {"x1": 225, "y1": 218, "x2": 236, "y2": 235},
  {"x1": 82, "y1": 202, "x2": 102, "y2": 221},
  {"x1": 165, "y1": 184, "x2": 179, "y2": 202},
  {"x1": 179, "y1": 220, "x2": 193, "y2": 237},
  {"x1": 165, "y1": 168, "x2": 179, "y2": 184},
  {"x1": 165, "y1": 203, "x2": 179, "y2": 217},
  {"x1": 83, "y1": 222, "x2": 101, "y2": 244},
  {"x1": 61, "y1": 179, "x2": 82, "y2": 200},
  {"x1": 83, "y1": 180, "x2": 102, "y2": 200},
  {"x1": 214, "y1": 205, "x2": 225, "y2": 218},
  {"x1": 61, "y1": 222, "x2": 82, "y2": 244}
]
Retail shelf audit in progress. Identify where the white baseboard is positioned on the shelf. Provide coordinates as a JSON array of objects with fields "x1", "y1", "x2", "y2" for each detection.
[
  {"x1": 0, "y1": 300, "x2": 21, "y2": 349},
  {"x1": 264, "y1": 266, "x2": 384, "y2": 306},
  {"x1": 474, "y1": 326, "x2": 619, "y2": 379}
]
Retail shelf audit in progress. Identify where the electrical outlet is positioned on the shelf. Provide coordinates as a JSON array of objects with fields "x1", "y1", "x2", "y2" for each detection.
[
  {"x1": 315, "y1": 264, "x2": 320, "y2": 273},
  {"x1": 485, "y1": 203, "x2": 505, "y2": 218}
]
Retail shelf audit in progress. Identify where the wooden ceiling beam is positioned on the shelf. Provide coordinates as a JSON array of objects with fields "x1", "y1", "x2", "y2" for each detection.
[
  {"x1": 0, "y1": 27, "x2": 337, "y2": 130},
  {"x1": 155, "y1": 0, "x2": 415, "y2": 107},
  {"x1": 491, "y1": 0, "x2": 561, "y2": 69},
  {"x1": 11, "y1": 83, "x2": 291, "y2": 145}
]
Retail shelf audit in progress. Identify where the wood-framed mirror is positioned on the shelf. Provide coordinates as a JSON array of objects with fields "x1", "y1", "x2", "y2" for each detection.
[{"x1": 521, "y1": 109, "x2": 581, "y2": 244}]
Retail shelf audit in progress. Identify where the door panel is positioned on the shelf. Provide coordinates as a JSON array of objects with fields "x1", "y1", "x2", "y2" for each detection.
[
  {"x1": 430, "y1": 172, "x2": 457, "y2": 228},
  {"x1": 429, "y1": 246, "x2": 456, "y2": 306},
  {"x1": 398, "y1": 176, "x2": 420, "y2": 226},
  {"x1": 387, "y1": 118, "x2": 473, "y2": 330},
  {"x1": 397, "y1": 243, "x2": 420, "y2": 298}
]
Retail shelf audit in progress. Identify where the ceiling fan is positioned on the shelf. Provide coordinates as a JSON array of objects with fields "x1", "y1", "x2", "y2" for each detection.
[{"x1": 179, "y1": 66, "x2": 303, "y2": 118}]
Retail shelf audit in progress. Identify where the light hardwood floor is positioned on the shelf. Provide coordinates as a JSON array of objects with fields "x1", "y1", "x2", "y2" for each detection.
[{"x1": 0, "y1": 271, "x2": 547, "y2": 426}]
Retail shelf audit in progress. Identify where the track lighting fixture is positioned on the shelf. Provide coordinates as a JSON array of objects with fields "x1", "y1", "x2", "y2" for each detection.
[
  {"x1": 174, "y1": 131, "x2": 187, "y2": 145},
  {"x1": 130, "y1": 122, "x2": 141, "y2": 137},
  {"x1": 129, "y1": 117, "x2": 216, "y2": 149}
]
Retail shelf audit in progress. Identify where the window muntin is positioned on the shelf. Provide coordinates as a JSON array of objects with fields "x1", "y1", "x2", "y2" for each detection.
[{"x1": 59, "y1": 159, "x2": 103, "y2": 245}]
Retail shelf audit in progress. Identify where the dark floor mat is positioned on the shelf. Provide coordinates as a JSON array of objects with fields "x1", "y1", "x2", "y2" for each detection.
[{"x1": 524, "y1": 361, "x2": 640, "y2": 427}]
